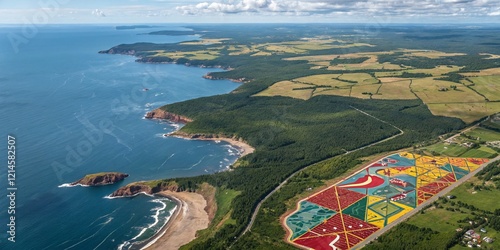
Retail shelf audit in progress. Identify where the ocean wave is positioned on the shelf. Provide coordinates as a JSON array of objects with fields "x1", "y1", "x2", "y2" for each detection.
[
  {"x1": 57, "y1": 183, "x2": 74, "y2": 188},
  {"x1": 57, "y1": 183, "x2": 89, "y2": 188},
  {"x1": 129, "y1": 199, "x2": 167, "y2": 241},
  {"x1": 103, "y1": 192, "x2": 154, "y2": 199},
  {"x1": 138, "y1": 205, "x2": 178, "y2": 250},
  {"x1": 88, "y1": 208, "x2": 119, "y2": 228},
  {"x1": 99, "y1": 217, "x2": 114, "y2": 226},
  {"x1": 119, "y1": 199, "x2": 177, "y2": 250},
  {"x1": 157, "y1": 153, "x2": 175, "y2": 170}
]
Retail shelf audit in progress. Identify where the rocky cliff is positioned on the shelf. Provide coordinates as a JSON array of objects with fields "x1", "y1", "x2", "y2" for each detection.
[
  {"x1": 144, "y1": 108, "x2": 193, "y2": 123},
  {"x1": 110, "y1": 181, "x2": 181, "y2": 197},
  {"x1": 71, "y1": 172, "x2": 129, "y2": 186}
]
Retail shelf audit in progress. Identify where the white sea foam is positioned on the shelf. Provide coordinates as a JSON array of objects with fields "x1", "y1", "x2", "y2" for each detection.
[
  {"x1": 58, "y1": 183, "x2": 89, "y2": 188},
  {"x1": 157, "y1": 153, "x2": 175, "y2": 170},
  {"x1": 57, "y1": 183, "x2": 74, "y2": 188},
  {"x1": 119, "y1": 199, "x2": 177, "y2": 250},
  {"x1": 138, "y1": 205, "x2": 178, "y2": 250},
  {"x1": 88, "y1": 208, "x2": 119, "y2": 227},
  {"x1": 99, "y1": 217, "x2": 113, "y2": 226},
  {"x1": 103, "y1": 192, "x2": 153, "y2": 199}
]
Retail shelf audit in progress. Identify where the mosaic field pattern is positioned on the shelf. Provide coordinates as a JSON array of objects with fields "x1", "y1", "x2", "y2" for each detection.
[{"x1": 284, "y1": 152, "x2": 488, "y2": 250}]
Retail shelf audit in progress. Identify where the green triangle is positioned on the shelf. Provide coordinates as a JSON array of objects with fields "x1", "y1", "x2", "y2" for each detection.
[{"x1": 342, "y1": 196, "x2": 368, "y2": 221}]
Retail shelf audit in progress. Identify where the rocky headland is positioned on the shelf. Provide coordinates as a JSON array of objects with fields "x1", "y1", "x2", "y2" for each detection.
[{"x1": 71, "y1": 172, "x2": 129, "y2": 187}]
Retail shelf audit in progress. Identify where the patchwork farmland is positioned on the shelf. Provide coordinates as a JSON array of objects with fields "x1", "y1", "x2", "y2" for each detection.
[{"x1": 284, "y1": 153, "x2": 488, "y2": 250}]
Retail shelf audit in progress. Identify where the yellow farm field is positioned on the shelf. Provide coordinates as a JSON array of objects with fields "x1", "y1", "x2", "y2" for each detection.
[
  {"x1": 375, "y1": 80, "x2": 417, "y2": 100},
  {"x1": 375, "y1": 66, "x2": 461, "y2": 78},
  {"x1": 350, "y1": 84, "x2": 382, "y2": 99},
  {"x1": 468, "y1": 76, "x2": 500, "y2": 101},
  {"x1": 313, "y1": 87, "x2": 352, "y2": 98},
  {"x1": 152, "y1": 50, "x2": 220, "y2": 60},
  {"x1": 461, "y1": 67, "x2": 500, "y2": 77},
  {"x1": 294, "y1": 74, "x2": 348, "y2": 87},
  {"x1": 253, "y1": 81, "x2": 313, "y2": 100},
  {"x1": 339, "y1": 73, "x2": 379, "y2": 84},
  {"x1": 399, "y1": 49, "x2": 466, "y2": 59},
  {"x1": 406, "y1": 65, "x2": 462, "y2": 76},
  {"x1": 427, "y1": 102, "x2": 500, "y2": 124},
  {"x1": 411, "y1": 78, "x2": 485, "y2": 104},
  {"x1": 327, "y1": 62, "x2": 403, "y2": 71},
  {"x1": 480, "y1": 53, "x2": 500, "y2": 59},
  {"x1": 180, "y1": 38, "x2": 230, "y2": 45}
]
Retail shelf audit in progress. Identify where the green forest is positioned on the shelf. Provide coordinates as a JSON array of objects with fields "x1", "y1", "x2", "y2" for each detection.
[{"x1": 100, "y1": 24, "x2": 500, "y2": 249}]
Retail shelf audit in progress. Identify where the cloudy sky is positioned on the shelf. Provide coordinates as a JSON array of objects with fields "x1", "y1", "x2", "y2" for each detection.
[{"x1": 0, "y1": 0, "x2": 499, "y2": 24}]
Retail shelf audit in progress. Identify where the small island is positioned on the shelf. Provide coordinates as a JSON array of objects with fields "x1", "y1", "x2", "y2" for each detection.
[{"x1": 70, "y1": 172, "x2": 129, "y2": 187}]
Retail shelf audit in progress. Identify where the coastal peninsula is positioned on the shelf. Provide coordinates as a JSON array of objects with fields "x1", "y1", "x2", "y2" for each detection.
[
  {"x1": 70, "y1": 172, "x2": 129, "y2": 186},
  {"x1": 145, "y1": 107, "x2": 255, "y2": 158}
]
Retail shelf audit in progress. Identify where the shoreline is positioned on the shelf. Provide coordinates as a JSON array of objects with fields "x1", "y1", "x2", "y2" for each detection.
[
  {"x1": 139, "y1": 191, "x2": 210, "y2": 250},
  {"x1": 169, "y1": 133, "x2": 255, "y2": 158},
  {"x1": 145, "y1": 108, "x2": 255, "y2": 158}
]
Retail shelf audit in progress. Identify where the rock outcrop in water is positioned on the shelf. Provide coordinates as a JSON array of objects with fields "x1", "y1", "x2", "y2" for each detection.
[
  {"x1": 71, "y1": 172, "x2": 129, "y2": 186},
  {"x1": 144, "y1": 108, "x2": 192, "y2": 123}
]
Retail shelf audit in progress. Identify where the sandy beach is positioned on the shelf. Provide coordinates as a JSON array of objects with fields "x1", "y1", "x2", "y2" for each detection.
[
  {"x1": 143, "y1": 191, "x2": 210, "y2": 250},
  {"x1": 170, "y1": 133, "x2": 255, "y2": 158},
  {"x1": 211, "y1": 137, "x2": 255, "y2": 157}
]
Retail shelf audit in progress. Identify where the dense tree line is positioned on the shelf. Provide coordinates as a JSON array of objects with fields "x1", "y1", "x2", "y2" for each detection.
[{"x1": 98, "y1": 24, "x2": 500, "y2": 249}]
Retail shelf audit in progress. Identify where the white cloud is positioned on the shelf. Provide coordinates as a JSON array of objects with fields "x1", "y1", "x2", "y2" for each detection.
[
  {"x1": 91, "y1": 9, "x2": 105, "y2": 17},
  {"x1": 175, "y1": 0, "x2": 500, "y2": 18}
]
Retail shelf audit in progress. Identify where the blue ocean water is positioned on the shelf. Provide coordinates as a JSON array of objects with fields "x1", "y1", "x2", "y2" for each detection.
[{"x1": 0, "y1": 25, "x2": 241, "y2": 249}]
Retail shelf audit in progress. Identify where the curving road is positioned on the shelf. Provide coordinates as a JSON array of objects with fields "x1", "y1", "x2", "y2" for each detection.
[{"x1": 235, "y1": 106, "x2": 405, "y2": 244}]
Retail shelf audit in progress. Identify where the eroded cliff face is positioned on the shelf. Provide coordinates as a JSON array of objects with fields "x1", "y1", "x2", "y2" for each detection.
[
  {"x1": 144, "y1": 108, "x2": 192, "y2": 123},
  {"x1": 71, "y1": 172, "x2": 129, "y2": 186},
  {"x1": 110, "y1": 181, "x2": 181, "y2": 197}
]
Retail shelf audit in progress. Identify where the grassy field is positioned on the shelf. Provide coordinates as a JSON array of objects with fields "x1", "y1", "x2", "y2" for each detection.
[
  {"x1": 427, "y1": 102, "x2": 500, "y2": 124},
  {"x1": 375, "y1": 66, "x2": 462, "y2": 78},
  {"x1": 399, "y1": 49, "x2": 466, "y2": 59},
  {"x1": 390, "y1": 173, "x2": 500, "y2": 249},
  {"x1": 460, "y1": 146, "x2": 498, "y2": 158},
  {"x1": 350, "y1": 84, "x2": 382, "y2": 99},
  {"x1": 448, "y1": 177, "x2": 500, "y2": 212},
  {"x1": 294, "y1": 74, "x2": 344, "y2": 86},
  {"x1": 254, "y1": 81, "x2": 313, "y2": 100},
  {"x1": 180, "y1": 38, "x2": 230, "y2": 45},
  {"x1": 313, "y1": 87, "x2": 352, "y2": 97},
  {"x1": 411, "y1": 77, "x2": 485, "y2": 104},
  {"x1": 461, "y1": 67, "x2": 500, "y2": 77},
  {"x1": 181, "y1": 186, "x2": 241, "y2": 250},
  {"x1": 375, "y1": 80, "x2": 417, "y2": 100},
  {"x1": 406, "y1": 207, "x2": 468, "y2": 232},
  {"x1": 338, "y1": 73, "x2": 379, "y2": 84},
  {"x1": 251, "y1": 51, "x2": 273, "y2": 56},
  {"x1": 152, "y1": 50, "x2": 220, "y2": 60},
  {"x1": 263, "y1": 44, "x2": 307, "y2": 54},
  {"x1": 425, "y1": 142, "x2": 469, "y2": 157},
  {"x1": 214, "y1": 188, "x2": 241, "y2": 227},
  {"x1": 466, "y1": 127, "x2": 500, "y2": 142},
  {"x1": 327, "y1": 61, "x2": 403, "y2": 71},
  {"x1": 480, "y1": 53, "x2": 500, "y2": 59},
  {"x1": 407, "y1": 65, "x2": 462, "y2": 76},
  {"x1": 467, "y1": 75, "x2": 500, "y2": 101}
]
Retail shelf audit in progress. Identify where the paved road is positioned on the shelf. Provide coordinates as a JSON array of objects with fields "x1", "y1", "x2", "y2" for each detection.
[
  {"x1": 444, "y1": 124, "x2": 478, "y2": 143},
  {"x1": 354, "y1": 154, "x2": 500, "y2": 249},
  {"x1": 235, "y1": 106, "x2": 405, "y2": 244}
]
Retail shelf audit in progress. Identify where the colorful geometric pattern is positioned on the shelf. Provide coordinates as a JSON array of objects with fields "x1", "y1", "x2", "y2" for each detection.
[{"x1": 284, "y1": 152, "x2": 488, "y2": 250}]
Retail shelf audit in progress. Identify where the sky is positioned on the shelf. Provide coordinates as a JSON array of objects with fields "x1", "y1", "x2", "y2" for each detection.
[{"x1": 0, "y1": 0, "x2": 499, "y2": 24}]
